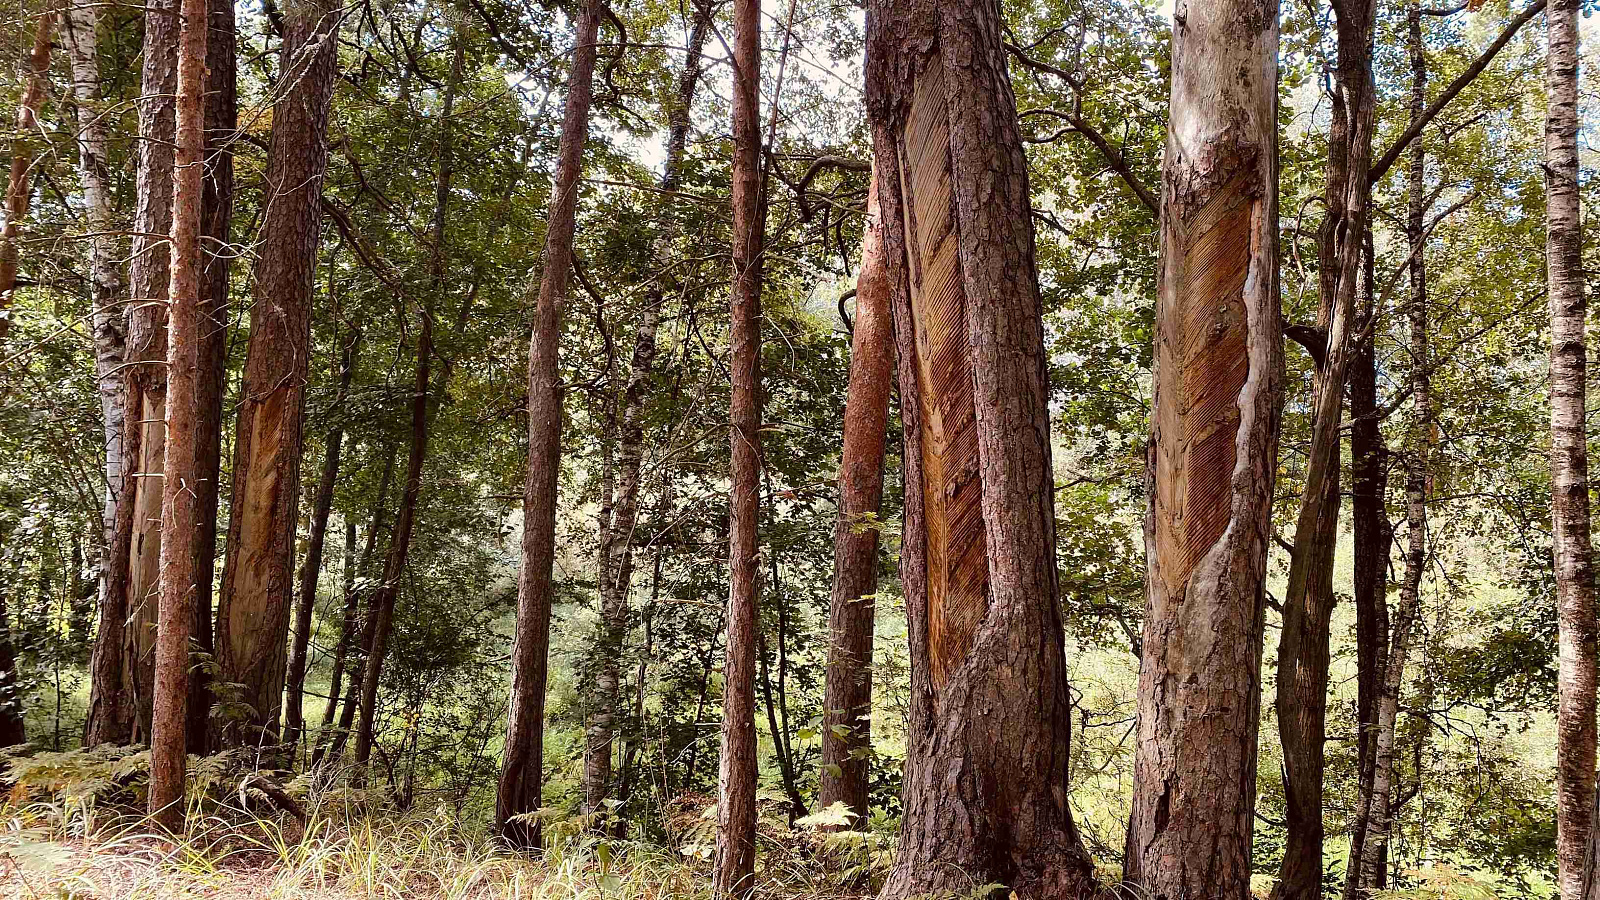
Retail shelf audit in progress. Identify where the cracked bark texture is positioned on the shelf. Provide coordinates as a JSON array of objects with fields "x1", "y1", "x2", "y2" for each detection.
[
  {"x1": 216, "y1": 0, "x2": 344, "y2": 745},
  {"x1": 148, "y1": 0, "x2": 207, "y2": 831},
  {"x1": 1273, "y1": 0, "x2": 1375, "y2": 892},
  {"x1": 497, "y1": 0, "x2": 601, "y2": 849},
  {"x1": 865, "y1": 0, "x2": 1097, "y2": 894},
  {"x1": 712, "y1": 0, "x2": 762, "y2": 887},
  {"x1": 818, "y1": 172, "x2": 892, "y2": 827},
  {"x1": 1547, "y1": 0, "x2": 1595, "y2": 892},
  {"x1": 1123, "y1": 0, "x2": 1281, "y2": 895}
]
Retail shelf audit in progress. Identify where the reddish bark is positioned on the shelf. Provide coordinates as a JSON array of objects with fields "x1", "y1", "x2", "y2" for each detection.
[{"x1": 0, "y1": 4, "x2": 56, "y2": 350}]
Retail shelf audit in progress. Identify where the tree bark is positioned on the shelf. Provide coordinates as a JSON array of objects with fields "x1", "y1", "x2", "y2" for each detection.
[
  {"x1": 1273, "y1": 0, "x2": 1376, "y2": 893},
  {"x1": 864, "y1": 0, "x2": 1098, "y2": 894},
  {"x1": 0, "y1": 3, "x2": 56, "y2": 350},
  {"x1": 817, "y1": 172, "x2": 892, "y2": 828},
  {"x1": 108, "y1": 0, "x2": 182, "y2": 746},
  {"x1": 68, "y1": 0, "x2": 131, "y2": 748},
  {"x1": 583, "y1": 5, "x2": 709, "y2": 820},
  {"x1": 319, "y1": 444, "x2": 392, "y2": 741},
  {"x1": 186, "y1": 0, "x2": 236, "y2": 755},
  {"x1": 497, "y1": 0, "x2": 602, "y2": 849},
  {"x1": 712, "y1": 0, "x2": 762, "y2": 888},
  {"x1": 284, "y1": 332, "x2": 359, "y2": 750},
  {"x1": 1344, "y1": 231, "x2": 1388, "y2": 900},
  {"x1": 215, "y1": 0, "x2": 344, "y2": 745},
  {"x1": 147, "y1": 0, "x2": 208, "y2": 831},
  {"x1": 1547, "y1": 0, "x2": 1595, "y2": 891},
  {"x1": 1122, "y1": 0, "x2": 1281, "y2": 895}
]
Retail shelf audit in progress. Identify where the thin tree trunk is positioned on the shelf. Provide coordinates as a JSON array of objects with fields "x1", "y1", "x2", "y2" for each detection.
[
  {"x1": 352, "y1": 35, "x2": 464, "y2": 775},
  {"x1": 583, "y1": 6, "x2": 709, "y2": 819},
  {"x1": 1122, "y1": 0, "x2": 1281, "y2": 894},
  {"x1": 712, "y1": 0, "x2": 762, "y2": 888},
  {"x1": 1344, "y1": 230, "x2": 1388, "y2": 900},
  {"x1": 1548, "y1": 0, "x2": 1595, "y2": 889},
  {"x1": 147, "y1": 0, "x2": 207, "y2": 830},
  {"x1": 496, "y1": 0, "x2": 601, "y2": 847},
  {"x1": 70, "y1": 0, "x2": 132, "y2": 747},
  {"x1": 320, "y1": 445, "x2": 392, "y2": 736},
  {"x1": 865, "y1": 0, "x2": 1098, "y2": 894},
  {"x1": 112, "y1": 0, "x2": 182, "y2": 745},
  {"x1": 186, "y1": 0, "x2": 236, "y2": 755},
  {"x1": 0, "y1": 3, "x2": 56, "y2": 350},
  {"x1": 817, "y1": 172, "x2": 892, "y2": 830},
  {"x1": 215, "y1": 0, "x2": 344, "y2": 745},
  {"x1": 1274, "y1": 0, "x2": 1377, "y2": 892},
  {"x1": 284, "y1": 332, "x2": 359, "y2": 750},
  {"x1": 0, "y1": 590, "x2": 24, "y2": 746}
]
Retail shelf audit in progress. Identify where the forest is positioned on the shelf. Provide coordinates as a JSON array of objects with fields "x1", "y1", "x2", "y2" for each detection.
[{"x1": 0, "y1": 0, "x2": 1586, "y2": 893}]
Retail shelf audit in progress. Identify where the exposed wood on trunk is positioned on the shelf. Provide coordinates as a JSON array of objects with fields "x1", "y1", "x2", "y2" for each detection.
[
  {"x1": 1547, "y1": 0, "x2": 1595, "y2": 890},
  {"x1": 865, "y1": 0, "x2": 1097, "y2": 893},
  {"x1": 105, "y1": 0, "x2": 182, "y2": 745},
  {"x1": 1273, "y1": 0, "x2": 1376, "y2": 891},
  {"x1": 285, "y1": 332, "x2": 360, "y2": 750},
  {"x1": 583, "y1": 6, "x2": 709, "y2": 820},
  {"x1": 215, "y1": 0, "x2": 345, "y2": 745},
  {"x1": 147, "y1": 0, "x2": 208, "y2": 830},
  {"x1": 495, "y1": 0, "x2": 602, "y2": 847},
  {"x1": 187, "y1": 0, "x2": 237, "y2": 754},
  {"x1": 0, "y1": 3, "x2": 56, "y2": 350},
  {"x1": 68, "y1": 0, "x2": 131, "y2": 747},
  {"x1": 712, "y1": 0, "x2": 762, "y2": 886},
  {"x1": 1123, "y1": 0, "x2": 1281, "y2": 894},
  {"x1": 818, "y1": 172, "x2": 891, "y2": 828}
]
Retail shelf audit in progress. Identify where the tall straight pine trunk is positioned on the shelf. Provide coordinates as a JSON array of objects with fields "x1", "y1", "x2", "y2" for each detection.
[
  {"x1": 187, "y1": 0, "x2": 237, "y2": 753},
  {"x1": 1547, "y1": 0, "x2": 1595, "y2": 892},
  {"x1": 1274, "y1": 0, "x2": 1376, "y2": 893},
  {"x1": 865, "y1": 0, "x2": 1096, "y2": 894},
  {"x1": 1123, "y1": 0, "x2": 1281, "y2": 894},
  {"x1": 584, "y1": 6, "x2": 710, "y2": 817},
  {"x1": 215, "y1": 0, "x2": 344, "y2": 745},
  {"x1": 496, "y1": 1, "x2": 602, "y2": 846},
  {"x1": 817, "y1": 172, "x2": 892, "y2": 826},
  {"x1": 96, "y1": 0, "x2": 182, "y2": 745},
  {"x1": 712, "y1": 0, "x2": 762, "y2": 889},
  {"x1": 147, "y1": 0, "x2": 208, "y2": 831}
]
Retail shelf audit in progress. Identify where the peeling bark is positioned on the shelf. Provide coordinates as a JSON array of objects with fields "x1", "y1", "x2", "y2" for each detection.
[{"x1": 1123, "y1": 0, "x2": 1281, "y2": 895}]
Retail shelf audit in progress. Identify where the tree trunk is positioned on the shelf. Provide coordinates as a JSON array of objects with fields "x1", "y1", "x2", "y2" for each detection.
[
  {"x1": 1548, "y1": 0, "x2": 1595, "y2": 890},
  {"x1": 352, "y1": 35, "x2": 465, "y2": 775},
  {"x1": 284, "y1": 333, "x2": 359, "y2": 750},
  {"x1": 1344, "y1": 231, "x2": 1388, "y2": 900},
  {"x1": 110, "y1": 0, "x2": 182, "y2": 745},
  {"x1": 817, "y1": 172, "x2": 892, "y2": 829},
  {"x1": 68, "y1": 0, "x2": 132, "y2": 748},
  {"x1": 0, "y1": 3, "x2": 55, "y2": 350},
  {"x1": 214, "y1": 0, "x2": 344, "y2": 746},
  {"x1": 864, "y1": 0, "x2": 1098, "y2": 895},
  {"x1": 187, "y1": 0, "x2": 236, "y2": 755},
  {"x1": 1273, "y1": 0, "x2": 1376, "y2": 893},
  {"x1": 496, "y1": 0, "x2": 601, "y2": 848},
  {"x1": 319, "y1": 444, "x2": 392, "y2": 741},
  {"x1": 147, "y1": 0, "x2": 208, "y2": 830},
  {"x1": 0, "y1": 589, "x2": 24, "y2": 746},
  {"x1": 1122, "y1": 0, "x2": 1281, "y2": 895},
  {"x1": 583, "y1": 5, "x2": 709, "y2": 820},
  {"x1": 712, "y1": 0, "x2": 762, "y2": 888}
]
